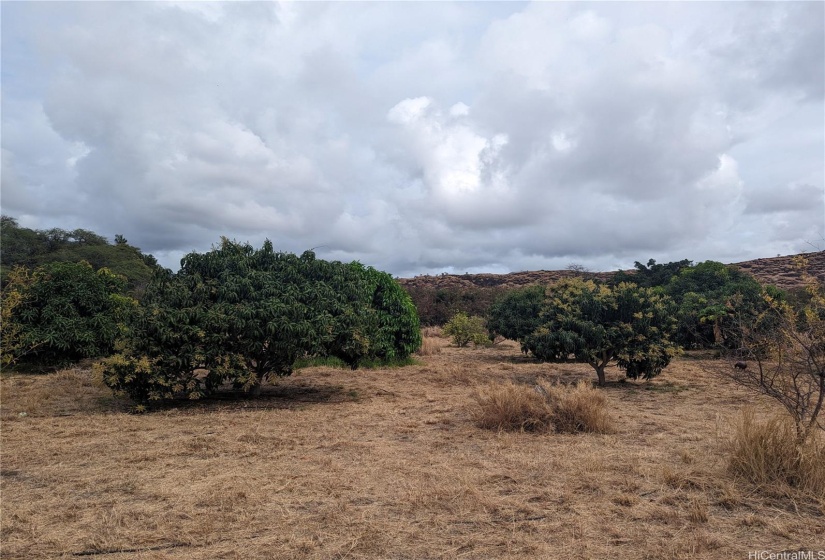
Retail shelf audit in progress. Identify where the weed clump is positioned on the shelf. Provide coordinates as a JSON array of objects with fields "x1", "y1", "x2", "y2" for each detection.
[
  {"x1": 471, "y1": 380, "x2": 614, "y2": 434},
  {"x1": 416, "y1": 337, "x2": 443, "y2": 356},
  {"x1": 547, "y1": 380, "x2": 614, "y2": 434},
  {"x1": 726, "y1": 409, "x2": 825, "y2": 502},
  {"x1": 471, "y1": 382, "x2": 554, "y2": 432}
]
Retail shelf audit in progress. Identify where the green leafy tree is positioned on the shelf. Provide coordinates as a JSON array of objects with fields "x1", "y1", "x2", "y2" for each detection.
[
  {"x1": 487, "y1": 285, "x2": 545, "y2": 351},
  {"x1": 1, "y1": 261, "x2": 132, "y2": 367},
  {"x1": 99, "y1": 239, "x2": 421, "y2": 404},
  {"x1": 360, "y1": 267, "x2": 422, "y2": 361},
  {"x1": 517, "y1": 279, "x2": 678, "y2": 386},
  {"x1": 1, "y1": 267, "x2": 37, "y2": 367},
  {"x1": 665, "y1": 261, "x2": 765, "y2": 348},
  {"x1": 610, "y1": 258, "x2": 693, "y2": 288},
  {"x1": 443, "y1": 312, "x2": 489, "y2": 347}
]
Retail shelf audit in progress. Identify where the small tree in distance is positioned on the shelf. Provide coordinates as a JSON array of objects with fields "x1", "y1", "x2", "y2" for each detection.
[
  {"x1": 501, "y1": 279, "x2": 679, "y2": 386},
  {"x1": 443, "y1": 312, "x2": 490, "y2": 347},
  {"x1": 487, "y1": 285, "x2": 545, "y2": 353}
]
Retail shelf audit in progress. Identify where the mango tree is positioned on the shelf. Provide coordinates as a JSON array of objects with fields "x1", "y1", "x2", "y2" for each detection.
[
  {"x1": 99, "y1": 239, "x2": 421, "y2": 404},
  {"x1": 490, "y1": 279, "x2": 679, "y2": 386}
]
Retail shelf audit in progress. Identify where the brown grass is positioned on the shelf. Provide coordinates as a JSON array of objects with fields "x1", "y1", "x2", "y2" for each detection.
[
  {"x1": 544, "y1": 380, "x2": 614, "y2": 434},
  {"x1": 470, "y1": 380, "x2": 614, "y2": 434},
  {"x1": 2, "y1": 344, "x2": 824, "y2": 559},
  {"x1": 726, "y1": 408, "x2": 825, "y2": 502},
  {"x1": 421, "y1": 325, "x2": 444, "y2": 338},
  {"x1": 470, "y1": 382, "x2": 555, "y2": 432},
  {"x1": 416, "y1": 336, "x2": 444, "y2": 356}
]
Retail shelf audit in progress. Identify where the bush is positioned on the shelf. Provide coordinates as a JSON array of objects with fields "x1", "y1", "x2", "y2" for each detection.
[
  {"x1": 721, "y1": 256, "x2": 824, "y2": 447},
  {"x1": 727, "y1": 409, "x2": 824, "y2": 500},
  {"x1": 1, "y1": 262, "x2": 133, "y2": 368},
  {"x1": 443, "y1": 312, "x2": 490, "y2": 347},
  {"x1": 99, "y1": 239, "x2": 421, "y2": 404},
  {"x1": 471, "y1": 380, "x2": 614, "y2": 434}
]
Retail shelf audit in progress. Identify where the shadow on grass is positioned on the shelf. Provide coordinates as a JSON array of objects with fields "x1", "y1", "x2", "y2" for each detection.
[{"x1": 135, "y1": 381, "x2": 353, "y2": 414}]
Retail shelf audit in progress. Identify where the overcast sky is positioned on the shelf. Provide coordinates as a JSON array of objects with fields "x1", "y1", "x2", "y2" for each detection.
[{"x1": 2, "y1": 2, "x2": 823, "y2": 276}]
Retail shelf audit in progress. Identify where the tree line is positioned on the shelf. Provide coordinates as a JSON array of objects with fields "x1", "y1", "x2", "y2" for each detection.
[{"x1": 2, "y1": 216, "x2": 820, "y2": 435}]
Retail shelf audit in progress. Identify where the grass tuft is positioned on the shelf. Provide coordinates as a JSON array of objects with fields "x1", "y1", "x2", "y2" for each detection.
[
  {"x1": 470, "y1": 382, "x2": 555, "y2": 432},
  {"x1": 416, "y1": 337, "x2": 443, "y2": 356},
  {"x1": 470, "y1": 380, "x2": 614, "y2": 434},
  {"x1": 545, "y1": 380, "x2": 615, "y2": 434},
  {"x1": 726, "y1": 408, "x2": 825, "y2": 502}
]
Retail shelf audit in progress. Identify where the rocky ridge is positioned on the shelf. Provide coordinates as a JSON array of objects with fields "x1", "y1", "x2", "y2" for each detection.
[{"x1": 398, "y1": 251, "x2": 825, "y2": 292}]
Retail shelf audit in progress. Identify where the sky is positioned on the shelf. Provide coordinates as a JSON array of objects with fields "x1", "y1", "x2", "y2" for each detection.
[{"x1": 2, "y1": 1, "x2": 823, "y2": 277}]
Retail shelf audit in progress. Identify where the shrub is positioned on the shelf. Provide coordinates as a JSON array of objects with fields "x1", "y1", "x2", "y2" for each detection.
[
  {"x1": 99, "y1": 239, "x2": 421, "y2": 403},
  {"x1": 1, "y1": 261, "x2": 133, "y2": 368},
  {"x1": 471, "y1": 380, "x2": 614, "y2": 434},
  {"x1": 443, "y1": 312, "x2": 490, "y2": 347},
  {"x1": 726, "y1": 409, "x2": 824, "y2": 500},
  {"x1": 720, "y1": 255, "x2": 824, "y2": 447}
]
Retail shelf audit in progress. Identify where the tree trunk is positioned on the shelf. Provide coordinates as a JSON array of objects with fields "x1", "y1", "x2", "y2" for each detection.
[
  {"x1": 713, "y1": 319, "x2": 725, "y2": 345},
  {"x1": 595, "y1": 365, "x2": 606, "y2": 386}
]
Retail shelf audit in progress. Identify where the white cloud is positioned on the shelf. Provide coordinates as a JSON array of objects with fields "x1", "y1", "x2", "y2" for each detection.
[{"x1": 1, "y1": 1, "x2": 822, "y2": 275}]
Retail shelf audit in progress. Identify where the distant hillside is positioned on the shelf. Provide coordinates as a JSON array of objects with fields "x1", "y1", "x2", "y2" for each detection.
[
  {"x1": 0, "y1": 216, "x2": 160, "y2": 296},
  {"x1": 399, "y1": 252, "x2": 824, "y2": 292},
  {"x1": 398, "y1": 251, "x2": 824, "y2": 325},
  {"x1": 731, "y1": 251, "x2": 825, "y2": 291}
]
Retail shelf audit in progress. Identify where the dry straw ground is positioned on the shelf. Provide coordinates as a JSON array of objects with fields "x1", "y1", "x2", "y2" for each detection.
[{"x1": 2, "y1": 337, "x2": 824, "y2": 559}]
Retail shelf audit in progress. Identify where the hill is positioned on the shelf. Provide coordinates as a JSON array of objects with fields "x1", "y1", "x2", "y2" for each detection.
[
  {"x1": 731, "y1": 251, "x2": 825, "y2": 291},
  {"x1": 0, "y1": 216, "x2": 160, "y2": 296},
  {"x1": 398, "y1": 251, "x2": 825, "y2": 325},
  {"x1": 398, "y1": 251, "x2": 825, "y2": 292}
]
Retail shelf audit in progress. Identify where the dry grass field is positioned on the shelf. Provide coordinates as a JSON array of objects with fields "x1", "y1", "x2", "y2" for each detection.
[{"x1": 2, "y1": 337, "x2": 824, "y2": 559}]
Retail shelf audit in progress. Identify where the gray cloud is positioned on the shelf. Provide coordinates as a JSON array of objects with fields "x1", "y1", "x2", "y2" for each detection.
[{"x1": 1, "y1": 1, "x2": 822, "y2": 275}]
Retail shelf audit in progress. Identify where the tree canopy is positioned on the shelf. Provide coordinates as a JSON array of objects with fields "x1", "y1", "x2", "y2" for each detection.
[
  {"x1": 99, "y1": 239, "x2": 421, "y2": 404},
  {"x1": 489, "y1": 278, "x2": 679, "y2": 386},
  {"x1": 664, "y1": 260, "x2": 766, "y2": 348},
  {"x1": 1, "y1": 261, "x2": 133, "y2": 368}
]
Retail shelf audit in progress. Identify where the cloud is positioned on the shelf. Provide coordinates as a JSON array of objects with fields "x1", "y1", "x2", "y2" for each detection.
[{"x1": 1, "y1": 1, "x2": 822, "y2": 276}]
